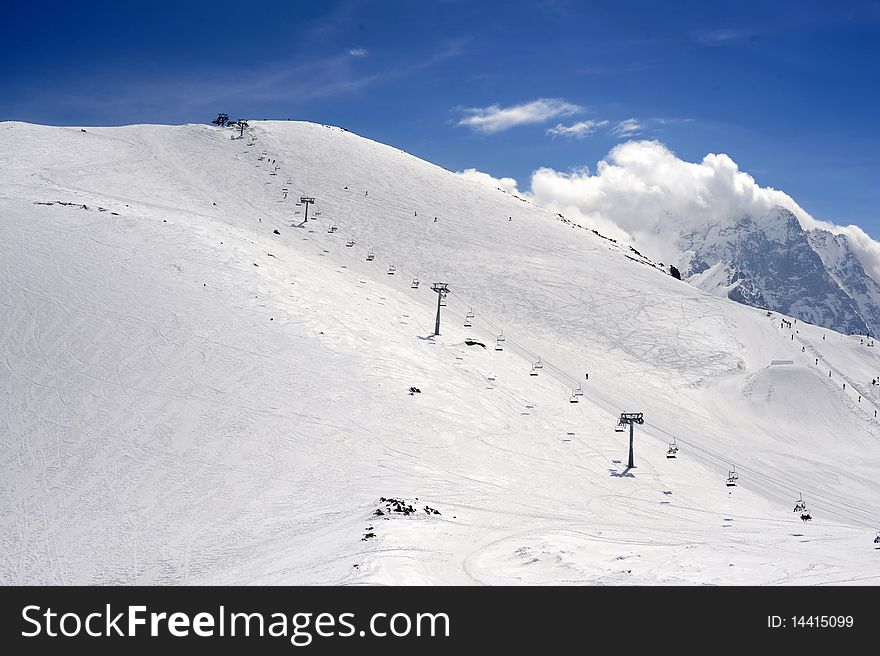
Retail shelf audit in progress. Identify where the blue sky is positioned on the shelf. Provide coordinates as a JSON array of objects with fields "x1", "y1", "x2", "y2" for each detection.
[{"x1": 4, "y1": 0, "x2": 879, "y2": 231}]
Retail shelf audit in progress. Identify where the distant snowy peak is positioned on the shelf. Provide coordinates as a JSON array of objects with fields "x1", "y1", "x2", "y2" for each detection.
[
  {"x1": 687, "y1": 260, "x2": 768, "y2": 307},
  {"x1": 807, "y1": 228, "x2": 880, "y2": 336},
  {"x1": 678, "y1": 207, "x2": 871, "y2": 335}
]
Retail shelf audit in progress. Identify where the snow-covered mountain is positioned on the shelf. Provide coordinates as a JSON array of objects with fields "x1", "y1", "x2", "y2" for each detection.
[
  {"x1": 1, "y1": 120, "x2": 879, "y2": 586},
  {"x1": 807, "y1": 228, "x2": 880, "y2": 337},
  {"x1": 680, "y1": 207, "x2": 877, "y2": 336}
]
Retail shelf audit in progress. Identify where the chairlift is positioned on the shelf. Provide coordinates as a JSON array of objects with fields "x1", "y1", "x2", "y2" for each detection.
[
  {"x1": 725, "y1": 466, "x2": 739, "y2": 487},
  {"x1": 387, "y1": 263, "x2": 396, "y2": 275},
  {"x1": 793, "y1": 493, "x2": 807, "y2": 513},
  {"x1": 666, "y1": 438, "x2": 679, "y2": 459},
  {"x1": 411, "y1": 277, "x2": 419, "y2": 289},
  {"x1": 366, "y1": 250, "x2": 375, "y2": 262}
]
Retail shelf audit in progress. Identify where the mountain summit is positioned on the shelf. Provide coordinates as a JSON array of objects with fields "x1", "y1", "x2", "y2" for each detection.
[{"x1": 680, "y1": 206, "x2": 874, "y2": 335}]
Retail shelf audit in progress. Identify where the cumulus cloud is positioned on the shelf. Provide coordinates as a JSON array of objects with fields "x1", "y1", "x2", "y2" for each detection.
[
  {"x1": 547, "y1": 119, "x2": 609, "y2": 139},
  {"x1": 457, "y1": 140, "x2": 880, "y2": 280},
  {"x1": 612, "y1": 118, "x2": 643, "y2": 137},
  {"x1": 456, "y1": 168, "x2": 523, "y2": 196},
  {"x1": 457, "y1": 98, "x2": 583, "y2": 134},
  {"x1": 348, "y1": 48, "x2": 368, "y2": 56}
]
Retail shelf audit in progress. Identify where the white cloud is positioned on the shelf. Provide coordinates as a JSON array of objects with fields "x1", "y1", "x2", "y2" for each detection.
[
  {"x1": 457, "y1": 98, "x2": 583, "y2": 134},
  {"x1": 348, "y1": 48, "x2": 368, "y2": 56},
  {"x1": 458, "y1": 140, "x2": 880, "y2": 280},
  {"x1": 612, "y1": 118, "x2": 643, "y2": 137},
  {"x1": 547, "y1": 119, "x2": 609, "y2": 139},
  {"x1": 693, "y1": 28, "x2": 757, "y2": 46},
  {"x1": 456, "y1": 168, "x2": 523, "y2": 196}
]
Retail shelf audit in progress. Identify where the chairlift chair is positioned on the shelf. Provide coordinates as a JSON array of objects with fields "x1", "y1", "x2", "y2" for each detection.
[
  {"x1": 345, "y1": 238, "x2": 355, "y2": 247},
  {"x1": 466, "y1": 308, "x2": 475, "y2": 319},
  {"x1": 573, "y1": 384, "x2": 584, "y2": 397},
  {"x1": 800, "y1": 510, "x2": 812, "y2": 522},
  {"x1": 328, "y1": 224, "x2": 337, "y2": 233},
  {"x1": 439, "y1": 294, "x2": 447, "y2": 307},
  {"x1": 614, "y1": 419, "x2": 625, "y2": 433},
  {"x1": 494, "y1": 338, "x2": 503, "y2": 352},
  {"x1": 529, "y1": 364, "x2": 539, "y2": 376},
  {"x1": 411, "y1": 277, "x2": 419, "y2": 289},
  {"x1": 464, "y1": 315, "x2": 472, "y2": 327},
  {"x1": 366, "y1": 250, "x2": 375, "y2": 262},
  {"x1": 793, "y1": 493, "x2": 807, "y2": 513},
  {"x1": 726, "y1": 466, "x2": 739, "y2": 487},
  {"x1": 387, "y1": 263, "x2": 396, "y2": 275},
  {"x1": 874, "y1": 531, "x2": 880, "y2": 544},
  {"x1": 533, "y1": 357, "x2": 543, "y2": 369},
  {"x1": 569, "y1": 390, "x2": 579, "y2": 403},
  {"x1": 666, "y1": 438, "x2": 679, "y2": 459}
]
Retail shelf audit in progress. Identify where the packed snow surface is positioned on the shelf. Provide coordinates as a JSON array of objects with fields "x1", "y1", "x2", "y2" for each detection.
[{"x1": 1, "y1": 120, "x2": 878, "y2": 585}]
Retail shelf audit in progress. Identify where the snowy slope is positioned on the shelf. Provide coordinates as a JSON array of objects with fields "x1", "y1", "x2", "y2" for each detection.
[{"x1": 1, "y1": 120, "x2": 878, "y2": 585}]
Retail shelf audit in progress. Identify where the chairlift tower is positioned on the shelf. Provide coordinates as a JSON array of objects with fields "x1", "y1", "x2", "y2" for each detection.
[
  {"x1": 430, "y1": 283, "x2": 449, "y2": 335},
  {"x1": 617, "y1": 412, "x2": 644, "y2": 469},
  {"x1": 299, "y1": 196, "x2": 315, "y2": 222}
]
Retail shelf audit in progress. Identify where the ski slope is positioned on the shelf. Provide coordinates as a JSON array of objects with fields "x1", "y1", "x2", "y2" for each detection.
[{"x1": 1, "y1": 119, "x2": 878, "y2": 585}]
